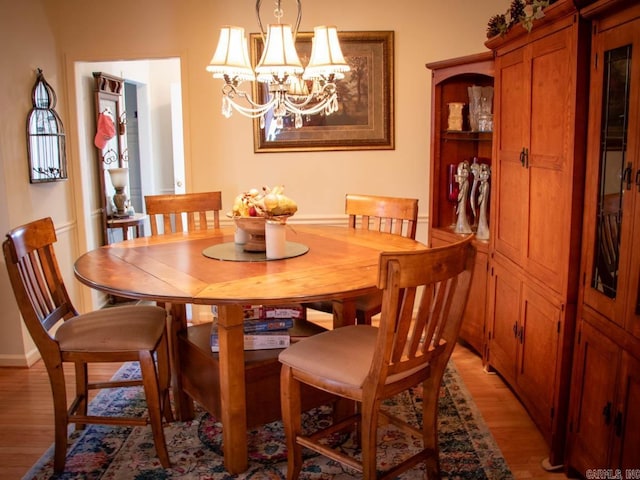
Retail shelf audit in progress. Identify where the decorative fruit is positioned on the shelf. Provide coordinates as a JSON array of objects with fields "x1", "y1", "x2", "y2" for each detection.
[{"x1": 231, "y1": 185, "x2": 297, "y2": 218}]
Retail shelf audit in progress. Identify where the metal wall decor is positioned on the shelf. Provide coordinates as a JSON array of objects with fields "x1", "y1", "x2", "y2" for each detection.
[{"x1": 26, "y1": 68, "x2": 67, "y2": 183}]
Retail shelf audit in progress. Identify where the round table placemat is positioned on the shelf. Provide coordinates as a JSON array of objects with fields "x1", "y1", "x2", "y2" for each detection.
[{"x1": 202, "y1": 241, "x2": 309, "y2": 262}]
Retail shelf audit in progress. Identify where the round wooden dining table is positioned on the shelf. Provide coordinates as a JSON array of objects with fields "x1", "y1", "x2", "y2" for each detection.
[{"x1": 74, "y1": 224, "x2": 427, "y2": 473}]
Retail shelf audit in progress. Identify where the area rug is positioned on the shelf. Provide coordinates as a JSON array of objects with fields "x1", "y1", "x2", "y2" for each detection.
[{"x1": 23, "y1": 361, "x2": 512, "y2": 479}]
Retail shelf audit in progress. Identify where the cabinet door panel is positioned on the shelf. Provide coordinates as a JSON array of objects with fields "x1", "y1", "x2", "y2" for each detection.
[
  {"x1": 494, "y1": 48, "x2": 528, "y2": 265},
  {"x1": 616, "y1": 352, "x2": 640, "y2": 469},
  {"x1": 460, "y1": 249, "x2": 488, "y2": 355},
  {"x1": 432, "y1": 236, "x2": 488, "y2": 355},
  {"x1": 527, "y1": 166, "x2": 565, "y2": 292},
  {"x1": 569, "y1": 321, "x2": 619, "y2": 472},
  {"x1": 487, "y1": 262, "x2": 520, "y2": 384},
  {"x1": 627, "y1": 199, "x2": 640, "y2": 338},
  {"x1": 620, "y1": 18, "x2": 640, "y2": 337},
  {"x1": 525, "y1": 28, "x2": 574, "y2": 293},
  {"x1": 517, "y1": 283, "x2": 561, "y2": 436}
]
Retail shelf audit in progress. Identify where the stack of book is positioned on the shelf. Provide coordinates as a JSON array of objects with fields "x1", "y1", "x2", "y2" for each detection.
[{"x1": 210, "y1": 304, "x2": 306, "y2": 352}]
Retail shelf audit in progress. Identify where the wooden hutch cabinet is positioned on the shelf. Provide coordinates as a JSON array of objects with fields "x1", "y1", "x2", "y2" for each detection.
[
  {"x1": 485, "y1": 0, "x2": 589, "y2": 466},
  {"x1": 425, "y1": 52, "x2": 493, "y2": 359},
  {"x1": 567, "y1": 0, "x2": 640, "y2": 474}
]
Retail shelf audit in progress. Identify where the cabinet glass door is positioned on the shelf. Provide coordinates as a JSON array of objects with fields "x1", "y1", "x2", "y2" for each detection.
[
  {"x1": 583, "y1": 19, "x2": 640, "y2": 331},
  {"x1": 590, "y1": 45, "x2": 629, "y2": 301}
]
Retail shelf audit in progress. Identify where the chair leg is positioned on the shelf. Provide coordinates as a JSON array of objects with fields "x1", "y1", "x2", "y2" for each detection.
[
  {"x1": 421, "y1": 380, "x2": 441, "y2": 478},
  {"x1": 156, "y1": 332, "x2": 174, "y2": 422},
  {"x1": 360, "y1": 398, "x2": 380, "y2": 479},
  {"x1": 281, "y1": 365, "x2": 303, "y2": 480},
  {"x1": 74, "y1": 362, "x2": 88, "y2": 430},
  {"x1": 139, "y1": 351, "x2": 171, "y2": 468},
  {"x1": 47, "y1": 362, "x2": 69, "y2": 473}
]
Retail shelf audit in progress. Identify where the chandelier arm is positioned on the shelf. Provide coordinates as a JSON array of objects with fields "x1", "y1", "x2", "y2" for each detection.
[
  {"x1": 222, "y1": 85, "x2": 279, "y2": 117},
  {"x1": 227, "y1": 96, "x2": 277, "y2": 118},
  {"x1": 283, "y1": 82, "x2": 337, "y2": 109},
  {"x1": 282, "y1": 93, "x2": 338, "y2": 116}
]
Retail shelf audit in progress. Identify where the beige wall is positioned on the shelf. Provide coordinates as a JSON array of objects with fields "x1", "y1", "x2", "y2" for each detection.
[{"x1": 0, "y1": 0, "x2": 509, "y2": 365}]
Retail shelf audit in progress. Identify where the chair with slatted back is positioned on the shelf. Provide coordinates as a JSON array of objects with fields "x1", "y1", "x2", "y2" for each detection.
[
  {"x1": 3, "y1": 217, "x2": 173, "y2": 474},
  {"x1": 144, "y1": 191, "x2": 223, "y2": 324},
  {"x1": 145, "y1": 191, "x2": 222, "y2": 235},
  {"x1": 279, "y1": 236, "x2": 476, "y2": 479},
  {"x1": 304, "y1": 193, "x2": 419, "y2": 324}
]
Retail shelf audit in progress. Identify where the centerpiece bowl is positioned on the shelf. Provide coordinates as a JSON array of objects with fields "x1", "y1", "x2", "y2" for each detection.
[
  {"x1": 232, "y1": 215, "x2": 292, "y2": 252},
  {"x1": 232, "y1": 216, "x2": 267, "y2": 252}
]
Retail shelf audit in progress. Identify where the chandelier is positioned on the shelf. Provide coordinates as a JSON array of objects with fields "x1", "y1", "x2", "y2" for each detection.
[{"x1": 206, "y1": 0, "x2": 350, "y2": 129}]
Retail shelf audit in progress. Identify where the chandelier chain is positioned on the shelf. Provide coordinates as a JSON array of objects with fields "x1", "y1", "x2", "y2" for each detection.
[{"x1": 256, "y1": 0, "x2": 302, "y2": 43}]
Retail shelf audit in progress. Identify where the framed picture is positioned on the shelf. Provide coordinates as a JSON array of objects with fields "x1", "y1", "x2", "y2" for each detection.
[{"x1": 250, "y1": 30, "x2": 394, "y2": 153}]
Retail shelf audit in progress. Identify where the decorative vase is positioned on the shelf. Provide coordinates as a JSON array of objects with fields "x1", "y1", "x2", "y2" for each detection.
[
  {"x1": 467, "y1": 86, "x2": 483, "y2": 132},
  {"x1": 447, "y1": 102, "x2": 465, "y2": 131},
  {"x1": 478, "y1": 86, "x2": 494, "y2": 132}
]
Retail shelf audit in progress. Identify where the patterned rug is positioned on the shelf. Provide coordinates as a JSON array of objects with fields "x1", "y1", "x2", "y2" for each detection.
[{"x1": 23, "y1": 361, "x2": 512, "y2": 479}]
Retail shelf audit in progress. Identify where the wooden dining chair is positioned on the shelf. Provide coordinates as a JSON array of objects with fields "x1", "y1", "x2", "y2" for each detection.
[
  {"x1": 144, "y1": 191, "x2": 223, "y2": 324},
  {"x1": 144, "y1": 191, "x2": 222, "y2": 235},
  {"x1": 3, "y1": 217, "x2": 173, "y2": 474},
  {"x1": 304, "y1": 193, "x2": 419, "y2": 324},
  {"x1": 279, "y1": 236, "x2": 475, "y2": 479}
]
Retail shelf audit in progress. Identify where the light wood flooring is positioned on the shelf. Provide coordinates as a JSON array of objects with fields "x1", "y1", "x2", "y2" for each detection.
[{"x1": 0, "y1": 342, "x2": 570, "y2": 479}]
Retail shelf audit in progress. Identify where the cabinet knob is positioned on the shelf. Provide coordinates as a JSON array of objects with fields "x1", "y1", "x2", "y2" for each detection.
[
  {"x1": 623, "y1": 163, "x2": 633, "y2": 190},
  {"x1": 519, "y1": 147, "x2": 529, "y2": 168}
]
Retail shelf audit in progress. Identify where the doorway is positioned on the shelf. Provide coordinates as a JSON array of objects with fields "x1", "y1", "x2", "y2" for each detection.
[{"x1": 75, "y1": 58, "x2": 183, "y2": 244}]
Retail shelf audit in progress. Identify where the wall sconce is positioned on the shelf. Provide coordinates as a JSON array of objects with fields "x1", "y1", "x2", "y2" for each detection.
[{"x1": 108, "y1": 167, "x2": 129, "y2": 217}]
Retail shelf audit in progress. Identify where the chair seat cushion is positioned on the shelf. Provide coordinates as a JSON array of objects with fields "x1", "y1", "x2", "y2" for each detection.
[
  {"x1": 55, "y1": 305, "x2": 167, "y2": 352},
  {"x1": 279, "y1": 325, "x2": 378, "y2": 388}
]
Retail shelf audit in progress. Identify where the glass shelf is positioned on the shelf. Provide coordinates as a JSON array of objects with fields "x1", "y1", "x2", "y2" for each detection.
[{"x1": 442, "y1": 131, "x2": 493, "y2": 141}]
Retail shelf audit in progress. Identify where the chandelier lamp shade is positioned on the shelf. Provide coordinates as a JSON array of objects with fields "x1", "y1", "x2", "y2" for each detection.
[{"x1": 206, "y1": 0, "x2": 350, "y2": 129}]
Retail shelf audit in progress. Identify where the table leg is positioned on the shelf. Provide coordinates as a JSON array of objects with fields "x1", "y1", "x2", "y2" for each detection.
[
  {"x1": 122, "y1": 226, "x2": 130, "y2": 240},
  {"x1": 217, "y1": 304, "x2": 248, "y2": 474},
  {"x1": 168, "y1": 303, "x2": 194, "y2": 421},
  {"x1": 332, "y1": 298, "x2": 357, "y2": 328}
]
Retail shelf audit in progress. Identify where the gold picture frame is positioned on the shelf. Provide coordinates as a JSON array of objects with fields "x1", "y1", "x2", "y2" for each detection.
[{"x1": 251, "y1": 30, "x2": 395, "y2": 153}]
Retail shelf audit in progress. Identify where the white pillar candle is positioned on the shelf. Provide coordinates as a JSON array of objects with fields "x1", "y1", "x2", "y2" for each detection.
[{"x1": 265, "y1": 220, "x2": 287, "y2": 259}]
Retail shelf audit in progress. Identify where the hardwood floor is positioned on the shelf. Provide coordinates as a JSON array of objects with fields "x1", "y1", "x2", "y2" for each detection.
[
  {"x1": 0, "y1": 343, "x2": 570, "y2": 479},
  {"x1": 451, "y1": 344, "x2": 570, "y2": 480}
]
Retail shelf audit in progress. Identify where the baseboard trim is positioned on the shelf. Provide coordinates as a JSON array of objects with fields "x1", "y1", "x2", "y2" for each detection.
[{"x1": 0, "y1": 348, "x2": 41, "y2": 367}]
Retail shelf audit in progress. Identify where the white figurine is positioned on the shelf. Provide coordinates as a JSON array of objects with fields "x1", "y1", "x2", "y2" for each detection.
[
  {"x1": 476, "y1": 163, "x2": 491, "y2": 240},
  {"x1": 454, "y1": 161, "x2": 472, "y2": 234},
  {"x1": 469, "y1": 160, "x2": 481, "y2": 227}
]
